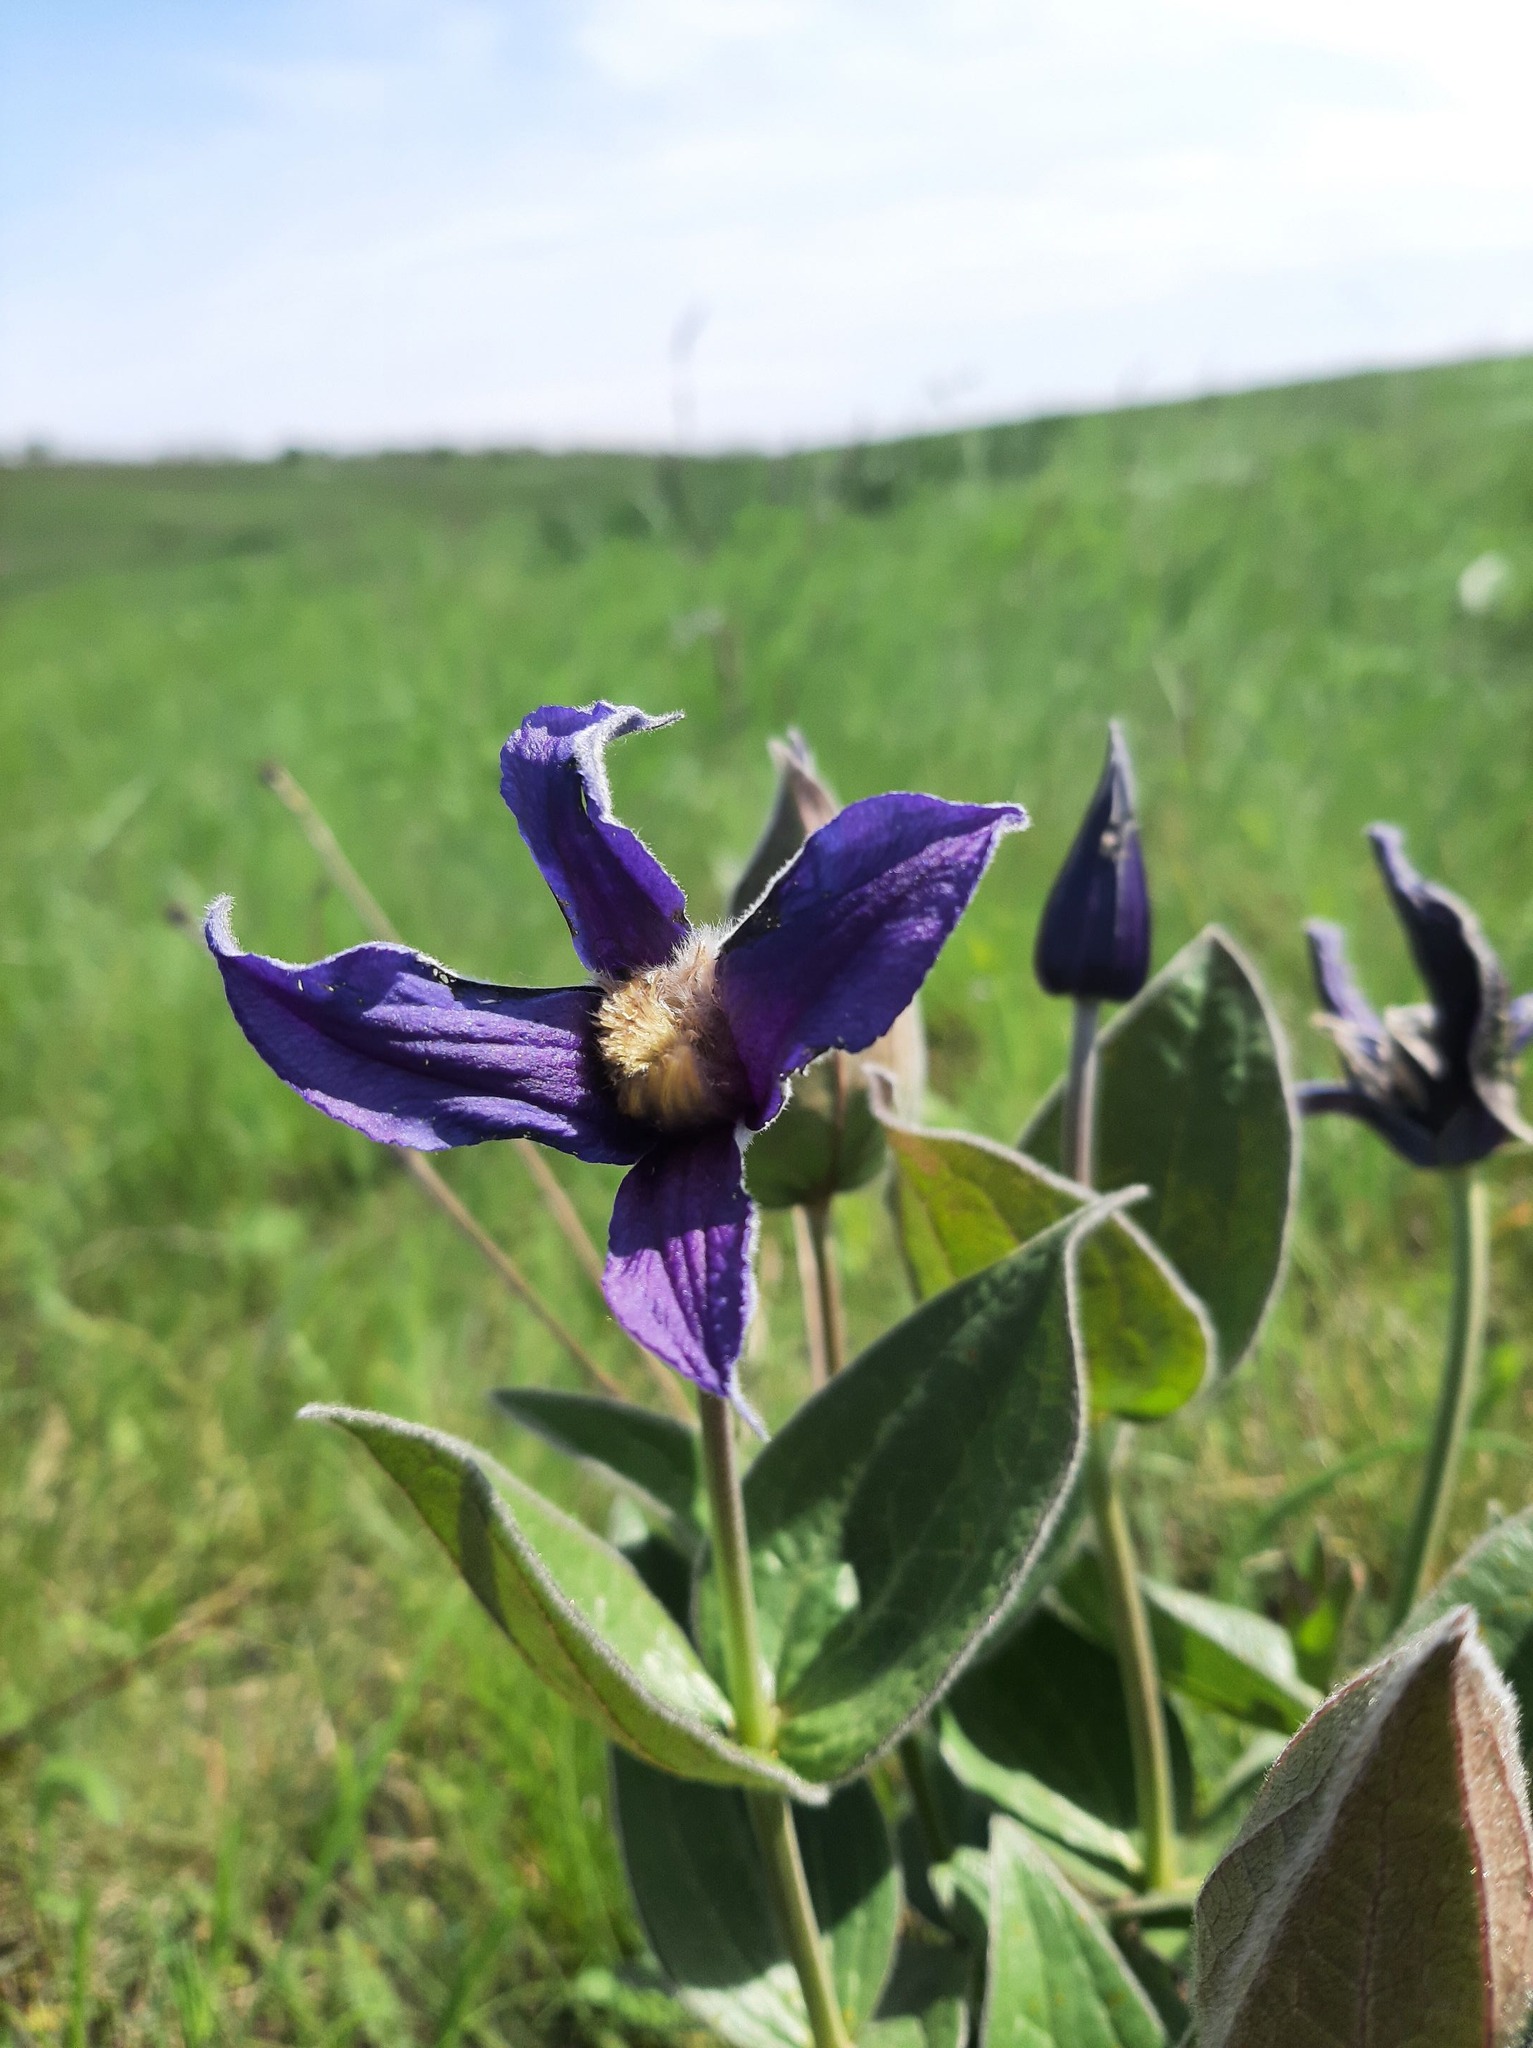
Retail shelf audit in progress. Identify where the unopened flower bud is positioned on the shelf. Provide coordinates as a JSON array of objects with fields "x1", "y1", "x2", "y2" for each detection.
[
  {"x1": 1034, "y1": 721, "x2": 1150, "y2": 1004},
  {"x1": 729, "y1": 730, "x2": 838, "y2": 920}
]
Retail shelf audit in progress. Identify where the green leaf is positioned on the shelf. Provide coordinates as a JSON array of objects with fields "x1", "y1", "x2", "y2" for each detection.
[
  {"x1": 1058, "y1": 1555, "x2": 1320, "y2": 1735},
  {"x1": 1192, "y1": 1608, "x2": 1533, "y2": 2048},
  {"x1": 940, "y1": 1722, "x2": 1143, "y2": 1890},
  {"x1": 491, "y1": 1387, "x2": 702, "y2": 1549},
  {"x1": 947, "y1": 1607, "x2": 1194, "y2": 1840},
  {"x1": 886, "y1": 1121, "x2": 1211, "y2": 1422},
  {"x1": 1277, "y1": 1529, "x2": 1368, "y2": 1692},
  {"x1": 1109, "y1": 1926, "x2": 1190, "y2": 2040},
  {"x1": 620, "y1": 1529, "x2": 695, "y2": 1633},
  {"x1": 928, "y1": 1847, "x2": 992, "y2": 1952},
  {"x1": 1393, "y1": 1508, "x2": 1533, "y2": 1759},
  {"x1": 698, "y1": 1205, "x2": 1110, "y2": 1784},
  {"x1": 874, "y1": 1936, "x2": 972, "y2": 2048},
  {"x1": 1021, "y1": 928, "x2": 1296, "y2": 1374},
  {"x1": 981, "y1": 1818, "x2": 1167, "y2": 2048},
  {"x1": 746, "y1": 1056, "x2": 887, "y2": 1209},
  {"x1": 302, "y1": 1405, "x2": 822, "y2": 1802},
  {"x1": 865, "y1": 2022, "x2": 932, "y2": 2048},
  {"x1": 611, "y1": 1748, "x2": 897, "y2": 2048}
]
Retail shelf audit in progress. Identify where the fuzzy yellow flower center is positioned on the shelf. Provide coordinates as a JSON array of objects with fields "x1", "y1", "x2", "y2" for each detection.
[{"x1": 596, "y1": 937, "x2": 734, "y2": 1129}]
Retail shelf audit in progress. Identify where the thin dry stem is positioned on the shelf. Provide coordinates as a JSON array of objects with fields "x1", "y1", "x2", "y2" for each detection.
[
  {"x1": 400, "y1": 1153, "x2": 629, "y2": 1399},
  {"x1": 0, "y1": 1568, "x2": 268, "y2": 1759}
]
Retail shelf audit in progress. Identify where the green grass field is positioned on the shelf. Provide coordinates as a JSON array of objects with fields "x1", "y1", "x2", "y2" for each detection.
[{"x1": 3, "y1": 355, "x2": 1533, "y2": 2042}]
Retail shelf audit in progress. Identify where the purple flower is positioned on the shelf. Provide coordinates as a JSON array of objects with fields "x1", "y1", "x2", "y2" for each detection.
[
  {"x1": 1033, "y1": 721, "x2": 1150, "y2": 1005},
  {"x1": 1300, "y1": 825, "x2": 1533, "y2": 1169},
  {"x1": 208, "y1": 703, "x2": 1025, "y2": 1401}
]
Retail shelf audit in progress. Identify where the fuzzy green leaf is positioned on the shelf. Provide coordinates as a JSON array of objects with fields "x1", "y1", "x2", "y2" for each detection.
[
  {"x1": 981, "y1": 1818, "x2": 1167, "y2": 2048},
  {"x1": 874, "y1": 1936, "x2": 972, "y2": 2048},
  {"x1": 946, "y1": 1606, "x2": 1193, "y2": 1840},
  {"x1": 1059, "y1": 1555, "x2": 1319, "y2": 1735},
  {"x1": 303, "y1": 1405, "x2": 821, "y2": 1801},
  {"x1": 697, "y1": 1206, "x2": 1112, "y2": 1783},
  {"x1": 886, "y1": 1122, "x2": 1211, "y2": 1421},
  {"x1": 1022, "y1": 928, "x2": 1296, "y2": 1374},
  {"x1": 940, "y1": 1722, "x2": 1143, "y2": 1889}
]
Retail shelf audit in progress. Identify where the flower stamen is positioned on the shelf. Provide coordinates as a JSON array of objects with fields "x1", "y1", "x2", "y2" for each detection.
[{"x1": 596, "y1": 936, "x2": 734, "y2": 1129}]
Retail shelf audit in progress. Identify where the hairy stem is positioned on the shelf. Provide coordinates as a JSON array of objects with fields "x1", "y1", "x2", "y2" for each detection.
[
  {"x1": 1061, "y1": 997, "x2": 1100, "y2": 1186},
  {"x1": 1390, "y1": 1168, "x2": 1490, "y2": 1629},
  {"x1": 1085, "y1": 1425, "x2": 1179, "y2": 1892},
  {"x1": 697, "y1": 1394, "x2": 849, "y2": 2048},
  {"x1": 697, "y1": 1392, "x2": 774, "y2": 1749},
  {"x1": 745, "y1": 1793, "x2": 852, "y2": 2048},
  {"x1": 1064, "y1": 996, "x2": 1177, "y2": 1892}
]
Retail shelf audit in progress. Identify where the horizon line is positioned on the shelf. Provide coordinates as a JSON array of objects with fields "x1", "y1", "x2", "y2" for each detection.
[{"x1": 6, "y1": 344, "x2": 1525, "y2": 473}]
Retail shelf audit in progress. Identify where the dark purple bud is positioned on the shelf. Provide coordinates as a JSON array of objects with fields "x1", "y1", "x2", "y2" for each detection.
[{"x1": 1033, "y1": 721, "x2": 1150, "y2": 1004}]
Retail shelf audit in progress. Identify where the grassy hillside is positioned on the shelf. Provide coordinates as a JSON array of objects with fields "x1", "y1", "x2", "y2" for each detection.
[{"x1": 3, "y1": 355, "x2": 1533, "y2": 2042}]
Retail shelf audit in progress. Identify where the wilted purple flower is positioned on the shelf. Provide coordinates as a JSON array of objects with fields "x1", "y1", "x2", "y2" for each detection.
[
  {"x1": 1301, "y1": 825, "x2": 1533, "y2": 1169},
  {"x1": 208, "y1": 704, "x2": 1025, "y2": 1401},
  {"x1": 1033, "y1": 721, "x2": 1150, "y2": 1004}
]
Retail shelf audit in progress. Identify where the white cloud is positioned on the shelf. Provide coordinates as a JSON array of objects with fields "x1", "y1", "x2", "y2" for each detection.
[{"x1": 1, "y1": 0, "x2": 1529, "y2": 454}]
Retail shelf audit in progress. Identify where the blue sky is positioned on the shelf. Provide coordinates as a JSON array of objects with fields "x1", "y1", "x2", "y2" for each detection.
[{"x1": 3, "y1": 0, "x2": 1531, "y2": 454}]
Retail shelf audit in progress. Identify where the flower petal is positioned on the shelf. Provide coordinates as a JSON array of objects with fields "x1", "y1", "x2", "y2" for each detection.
[
  {"x1": 718, "y1": 792, "x2": 1026, "y2": 1117},
  {"x1": 1295, "y1": 1081, "x2": 1440, "y2": 1167},
  {"x1": 500, "y1": 703, "x2": 689, "y2": 979},
  {"x1": 603, "y1": 1127, "x2": 756, "y2": 1398},
  {"x1": 1297, "y1": 1077, "x2": 1516, "y2": 1168},
  {"x1": 1304, "y1": 919, "x2": 1391, "y2": 1074},
  {"x1": 1367, "y1": 825, "x2": 1506, "y2": 1071},
  {"x1": 207, "y1": 898, "x2": 646, "y2": 1160}
]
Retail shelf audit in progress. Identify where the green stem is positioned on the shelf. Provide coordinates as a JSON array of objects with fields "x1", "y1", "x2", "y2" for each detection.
[
  {"x1": 1390, "y1": 1168, "x2": 1490, "y2": 1630},
  {"x1": 697, "y1": 1394, "x2": 850, "y2": 2048},
  {"x1": 899, "y1": 1733, "x2": 952, "y2": 1864},
  {"x1": 1062, "y1": 998, "x2": 1100, "y2": 1185},
  {"x1": 1064, "y1": 996, "x2": 1177, "y2": 1893},
  {"x1": 746, "y1": 1792, "x2": 851, "y2": 2048},
  {"x1": 698, "y1": 1392, "x2": 774, "y2": 1750},
  {"x1": 1085, "y1": 1426, "x2": 1179, "y2": 1892}
]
